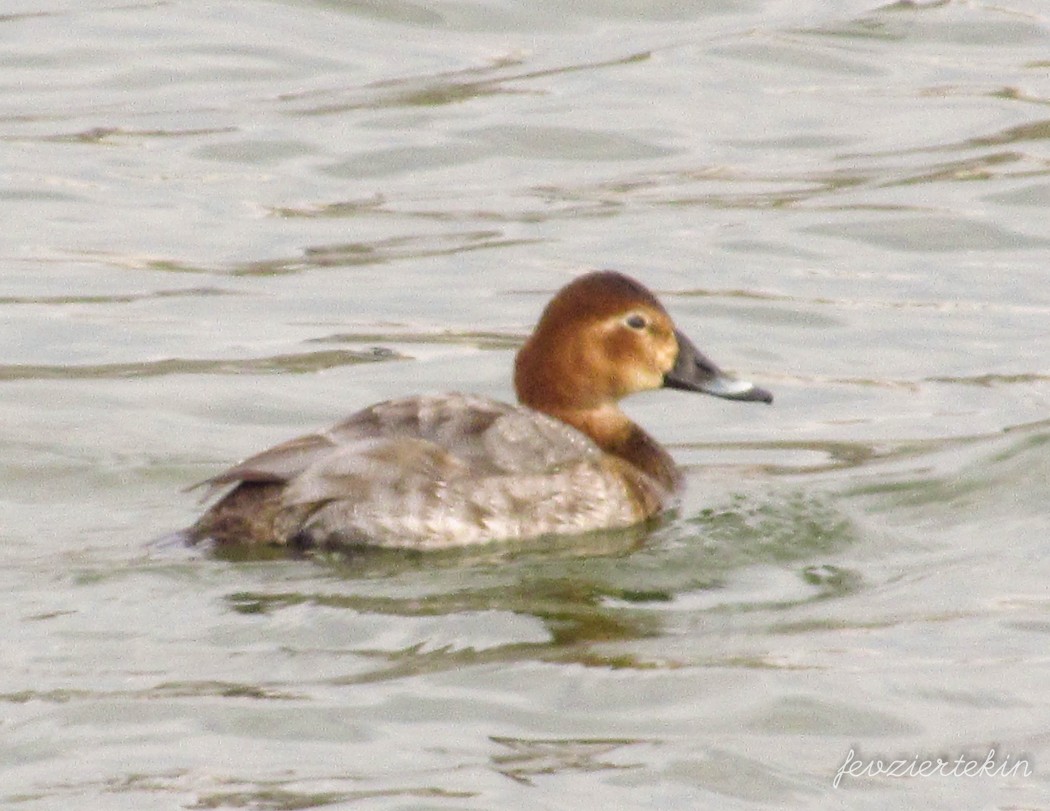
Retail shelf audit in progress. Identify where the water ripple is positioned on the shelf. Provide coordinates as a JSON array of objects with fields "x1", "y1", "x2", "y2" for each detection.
[{"x1": 0, "y1": 348, "x2": 402, "y2": 381}]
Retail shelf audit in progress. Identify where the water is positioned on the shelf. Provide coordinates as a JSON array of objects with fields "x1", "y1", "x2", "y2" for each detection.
[{"x1": 2, "y1": 0, "x2": 1049, "y2": 808}]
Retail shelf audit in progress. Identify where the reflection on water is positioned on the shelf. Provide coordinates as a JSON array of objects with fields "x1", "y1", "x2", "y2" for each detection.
[
  {"x1": 232, "y1": 232, "x2": 540, "y2": 276},
  {"x1": 0, "y1": 347, "x2": 402, "y2": 381},
  {"x1": 282, "y1": 50, "x2": 651, "y2": 116},
  {"x1": 206, "y1": 488, "x2": 861, "y2": 683},
  {"x1": 490, "y1": 735, "x2": 646, "y2": 785},
  {"x1": 849, "y1": 419, "x2": 1050, "y2": 521}
]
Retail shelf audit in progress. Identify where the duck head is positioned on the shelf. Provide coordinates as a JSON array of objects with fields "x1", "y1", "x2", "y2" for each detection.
[{"x1": 514, "y1": 270, "x2": 773, "y2": 414}]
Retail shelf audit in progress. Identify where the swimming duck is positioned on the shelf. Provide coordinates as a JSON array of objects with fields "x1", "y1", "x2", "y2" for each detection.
[{"x1": 187, "y1": 271, "x2": 771, "y2": 550}]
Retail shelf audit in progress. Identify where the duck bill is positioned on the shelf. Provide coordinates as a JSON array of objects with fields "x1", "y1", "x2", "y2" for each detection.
[{"x1": 663, "y1": 330, "x2": 773, "y2": 404}]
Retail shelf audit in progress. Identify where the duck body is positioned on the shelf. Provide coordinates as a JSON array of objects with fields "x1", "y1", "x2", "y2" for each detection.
[
  {"x1": 188, "y1": 271, "x2": 771, "y2": 550},
  {"x1": 191, "y1": 393, "x2": 668, "y2": 550}
]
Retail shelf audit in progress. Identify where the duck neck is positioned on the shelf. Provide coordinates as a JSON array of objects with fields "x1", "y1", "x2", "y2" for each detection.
[
  {"x1": 514, "y1": 331, "x2": 680, "y2": 492},
  {"x1": 545, "y1": 404, "x2": 681, "y2": 493}
]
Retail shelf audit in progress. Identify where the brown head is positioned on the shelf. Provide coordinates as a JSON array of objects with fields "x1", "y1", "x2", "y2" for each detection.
[{"x1": 514, "y1": 270, "x2": 772, "y2": 415}]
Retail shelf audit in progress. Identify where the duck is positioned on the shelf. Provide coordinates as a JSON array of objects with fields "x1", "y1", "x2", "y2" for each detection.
[{"x1": 186, "y1": 271, "x2": 772, "y2": 551}]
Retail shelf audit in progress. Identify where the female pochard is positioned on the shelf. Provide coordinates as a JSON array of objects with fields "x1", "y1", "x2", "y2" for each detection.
[{"x1": 188, "y1": 271, "x2": 771, "y2": 550}]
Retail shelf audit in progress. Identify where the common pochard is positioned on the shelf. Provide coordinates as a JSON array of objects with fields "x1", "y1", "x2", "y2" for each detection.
[{"x1": 187, "y1": 271, "x2": 771, "y2": 550}]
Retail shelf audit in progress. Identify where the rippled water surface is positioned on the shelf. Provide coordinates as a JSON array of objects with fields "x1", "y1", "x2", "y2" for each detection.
[{"x1": 3, "y1": 0, "x2": 1049, "y2": 808}]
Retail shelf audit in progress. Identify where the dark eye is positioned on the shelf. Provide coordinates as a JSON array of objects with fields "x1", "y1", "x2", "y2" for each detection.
[{"x1": 625, "y1": 313, "x2": 648, "y2": 330}]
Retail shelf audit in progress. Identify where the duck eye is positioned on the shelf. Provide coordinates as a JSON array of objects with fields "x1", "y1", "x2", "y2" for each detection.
[{"x1": 625, "y1": 313, "x2": 648, "y2": 331}]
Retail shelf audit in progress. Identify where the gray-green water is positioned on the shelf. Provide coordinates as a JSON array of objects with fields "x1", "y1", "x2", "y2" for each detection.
[{"x1": 2, "y1": 1, "x2": 1048, "y2": 808}]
